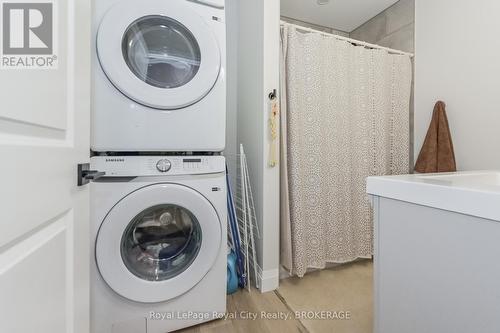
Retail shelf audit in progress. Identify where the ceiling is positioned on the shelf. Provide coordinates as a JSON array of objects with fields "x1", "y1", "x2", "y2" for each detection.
[{"x1": 281, "y1": 0, "x2": 400, "y2": 32}]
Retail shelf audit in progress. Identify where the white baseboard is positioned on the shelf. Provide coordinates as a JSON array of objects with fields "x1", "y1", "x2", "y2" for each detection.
[{"x1": 256, "y1": 265, "x2": 279, "y2": 293}]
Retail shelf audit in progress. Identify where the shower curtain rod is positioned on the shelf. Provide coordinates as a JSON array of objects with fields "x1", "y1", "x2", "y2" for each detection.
[{"x1": 280, "y1": 21, "x2": 414, "y2": 58}]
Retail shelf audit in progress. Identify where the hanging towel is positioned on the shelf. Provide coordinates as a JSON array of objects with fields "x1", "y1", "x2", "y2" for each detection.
[{"x1": 415, "y1": 101, "x2": 457, "y2": 173}]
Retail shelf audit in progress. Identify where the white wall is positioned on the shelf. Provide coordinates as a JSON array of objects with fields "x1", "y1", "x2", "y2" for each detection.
[
  {"x1": 237, "y1": 0, "x2": 280, "y2": 292},
  {"x1": 415, "y1": 0, "x2": 500, "y2": 170}
]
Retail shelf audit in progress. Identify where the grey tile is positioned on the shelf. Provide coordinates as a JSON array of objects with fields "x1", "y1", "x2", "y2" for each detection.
[
  {"x1": 281, "y1": 16, "x2": 350, "y2": 37},
  {"x1": 377, "y1": 23, "x2": 414, "y2": 53},
  {"x1": 281, "y1": 16, "x2": 333, "y2": 33},
  {"x1": 386, "y1": 0, "x2": 415, "y2": 35},
  {"x1": 331, "y1": 29, "x2": 350, "y2": 38},
  {"x1": 350, "y1": 13, "x2": 387, "y2": 44}
]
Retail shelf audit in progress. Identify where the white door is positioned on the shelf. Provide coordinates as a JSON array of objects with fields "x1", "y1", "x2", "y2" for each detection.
[
  {"x1": 0, "y1": 0, "x2": 91, "y2": 332},
  {"x1": 97, "y1": 0, "x2": 221, "y2": 109}
]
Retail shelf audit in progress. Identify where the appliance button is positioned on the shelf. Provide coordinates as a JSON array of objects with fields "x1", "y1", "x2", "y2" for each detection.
[{"x1": 156, "y1": 159, "x2": 172, "y2": 173}]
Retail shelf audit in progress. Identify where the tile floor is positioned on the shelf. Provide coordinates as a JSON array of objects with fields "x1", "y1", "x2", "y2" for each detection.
[{"x1": 180, "y1": 260, "x2": 373, "y2": 333}]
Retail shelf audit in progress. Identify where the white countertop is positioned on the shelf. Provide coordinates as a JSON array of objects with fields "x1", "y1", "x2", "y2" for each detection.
[{"x1": 366, "y1": 171, "x2": 500, "y2": 221}]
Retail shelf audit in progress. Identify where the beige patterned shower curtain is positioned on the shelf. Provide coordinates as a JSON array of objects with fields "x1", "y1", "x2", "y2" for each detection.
[{"x1": 280, "y1": 24, "x2": 412, "y2": 277}]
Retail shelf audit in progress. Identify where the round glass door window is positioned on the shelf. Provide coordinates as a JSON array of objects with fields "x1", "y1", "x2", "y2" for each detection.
[
  {"x1": 122, "y1": 15, "x2": 201, "y2": 89},
  {"x1": 121, "y1": 204, "x2": 202, "y2": 281}
]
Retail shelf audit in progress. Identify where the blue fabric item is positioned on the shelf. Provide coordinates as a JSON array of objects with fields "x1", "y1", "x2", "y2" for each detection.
[{"x1": 227, "y1": 251, "x2": 238, "y2": 294}]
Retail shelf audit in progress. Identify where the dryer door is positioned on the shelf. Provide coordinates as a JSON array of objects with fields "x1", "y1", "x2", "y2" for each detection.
[
  {"x1": 97, "y1": 0, "x2": 221, "y2": 110},
  {"x1": 95, "y1": 183, "x2": 222, "y2": 303}
]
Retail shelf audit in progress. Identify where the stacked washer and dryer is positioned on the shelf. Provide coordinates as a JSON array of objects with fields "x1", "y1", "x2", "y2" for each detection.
[{"x1": 90, "y1": 0, "x2": 227, "y2": 332}]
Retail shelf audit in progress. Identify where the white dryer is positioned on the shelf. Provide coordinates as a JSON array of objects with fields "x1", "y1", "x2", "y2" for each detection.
[
  {"x1": 90, "y1": 155, "x2": 227, "y2": 333},
  {"x1": 92, "y1": 0, "x2": 226, "y2": 152}
]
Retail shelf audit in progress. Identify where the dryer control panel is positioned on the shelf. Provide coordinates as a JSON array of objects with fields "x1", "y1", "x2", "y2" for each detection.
[{"x1": 90, "y1": 156, "x2": 225, "y2": 177}]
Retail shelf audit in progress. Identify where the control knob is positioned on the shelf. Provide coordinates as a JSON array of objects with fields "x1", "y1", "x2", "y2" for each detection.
[{"x1": 156, "y1": 159, "x2": 172, "y2": 173}]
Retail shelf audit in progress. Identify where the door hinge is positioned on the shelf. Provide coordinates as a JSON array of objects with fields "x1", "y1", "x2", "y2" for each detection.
[{"x1": 77, "y1": 163, "x2": 105, "y2": 186}]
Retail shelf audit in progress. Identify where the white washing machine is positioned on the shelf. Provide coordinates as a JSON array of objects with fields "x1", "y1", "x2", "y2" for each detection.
[
  {"x1": 92, "y1": 0, "x2": 226, "y2": 152},
  {"x1": 90, "y1": 155, "x2": 227, "y2": 333}
]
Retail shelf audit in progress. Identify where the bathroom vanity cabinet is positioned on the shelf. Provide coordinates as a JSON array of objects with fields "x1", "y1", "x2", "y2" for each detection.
[{"x1": 367, "y1": 172, "x2": 500, "y2": 333}]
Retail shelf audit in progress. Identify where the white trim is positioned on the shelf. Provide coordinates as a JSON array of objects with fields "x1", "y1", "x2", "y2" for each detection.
[
  {"x1": 256, "y1": 265, "x2": 279, "y2": 293},
  {"x1": 280, "y1": 21, "x2": 414, "y2": 58}
]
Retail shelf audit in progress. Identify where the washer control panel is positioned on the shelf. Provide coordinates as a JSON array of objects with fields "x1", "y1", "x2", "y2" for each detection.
[
  {"x1": 91, "y1": 155, "x2": 225, "y2": 177},
  {"x1": 156, "y1": 159, "x2": 172, "y2": 173}
]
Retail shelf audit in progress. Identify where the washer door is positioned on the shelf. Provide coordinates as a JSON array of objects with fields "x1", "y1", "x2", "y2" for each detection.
[
  {"x1": 96, "y1": 183, "x2": 222, "y2": 303},
  {"x1": 97, "y1": 0, "x2": 221, "y2": 109}
]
